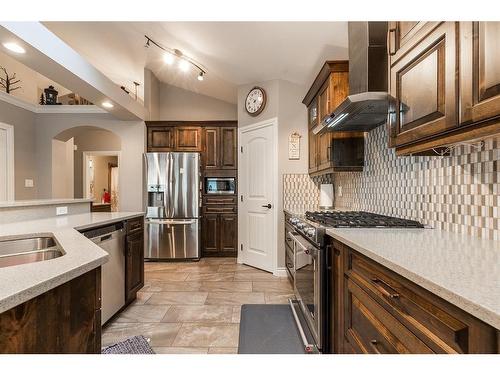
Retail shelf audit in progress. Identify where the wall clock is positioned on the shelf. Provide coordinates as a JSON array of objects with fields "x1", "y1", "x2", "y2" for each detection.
[{"x1": 245, "y1": 86, "x2": 267, "y2": 116}]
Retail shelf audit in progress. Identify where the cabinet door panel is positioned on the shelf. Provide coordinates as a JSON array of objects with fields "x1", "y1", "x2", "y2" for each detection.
[
  {"x1": 202, "y1": 214, "x2": 219, "y2": 254},
  {"x1": 148, "y1": 127, "x2": 175, "y2": 151},
  {"x1": 126, "y1": 232, "x2": 144, "y2": 303},
  {"x1": 219, "y1": 214, "x2": 237, "y2": 253},
  {"x1": 175, "y1": 127, "x2": 201, "y2": 151},
  {"x1": 220, "y1": 127, "x2": 237, "y2": 169},
  {"x1": 390, "y1": 22, "x2": 458, "y2": 147},
  {"x1": 460, "y1": 21, "x2": 500, "y2": 124},
  {"x1": 204, "y1": 127, "x2": 218, "y2": 169}
]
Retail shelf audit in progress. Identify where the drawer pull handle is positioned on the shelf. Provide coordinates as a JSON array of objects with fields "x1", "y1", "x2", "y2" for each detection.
[
  {"x1": 371, "y1": 277, "x2": 400, "y2": 299},
  {"x1": 369, "y1": 340, "x2": 382, "y2": 354}
]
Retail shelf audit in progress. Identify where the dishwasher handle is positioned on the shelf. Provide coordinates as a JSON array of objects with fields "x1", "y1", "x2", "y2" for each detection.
[{"x1": 91, "y1": 228, "x2": 125, "y2": 244}]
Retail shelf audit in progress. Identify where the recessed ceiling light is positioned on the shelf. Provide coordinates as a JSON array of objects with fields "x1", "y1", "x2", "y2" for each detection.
[
  {"x1": 178, "y1": 59, "x2": 190, "y2": 72},
  {"x1": 3, "y1": 42, "x2": 25, "y2": 54},
  {"x1": 102, "y1": 101, "x2": 114, "y2": 109},
  {"x1": 163, "y1": 52, "x2": 174, "y2": 65}
]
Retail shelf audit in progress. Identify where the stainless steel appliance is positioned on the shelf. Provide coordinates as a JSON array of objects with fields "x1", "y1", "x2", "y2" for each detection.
[
  {"x1": 205, "y1": 177, "x2": 236, "y2": 195},
  {"x1": 312, "y1": 22, "x2": 392, "y2": 134},
  {"x1": 286, "y1": 210, "x2": 425, "y2": 353},
  {"x1": 82, "y1": 222, "x2": 126, "y2": 325},
  {"x1": 144, "y1": 152, "x2": 200, "y2": 260},
  {"x1": 287, "y1": 216, "x2": 328, "y2": 354}
]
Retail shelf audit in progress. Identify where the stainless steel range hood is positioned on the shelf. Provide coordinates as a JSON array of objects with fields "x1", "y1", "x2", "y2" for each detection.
[{"x1": 313, "y1": 22, "x2": 390, "y2": 134}]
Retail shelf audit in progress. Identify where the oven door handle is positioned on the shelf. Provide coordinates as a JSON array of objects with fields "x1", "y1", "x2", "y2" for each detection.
[{"x1": 289, "y1": 298, "x2": 317, "y2": 354}]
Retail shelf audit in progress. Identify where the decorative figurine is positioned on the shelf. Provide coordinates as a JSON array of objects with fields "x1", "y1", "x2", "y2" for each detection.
[{"x1": 44, "y1": 85, "x2": 58, "y2": 105}]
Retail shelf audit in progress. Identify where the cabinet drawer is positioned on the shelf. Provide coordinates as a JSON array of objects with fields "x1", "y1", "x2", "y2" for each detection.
[
  {"x1": 203, "y1": 196, "x2": 237, "y2": 205},
  {"x1": 203, "y1": 205, "x2": 237, "y2": 214},
  {"x1": 346, "y1": 249, "x2": 488, "y2": 353},
  {"x1": 345, "y1": 279, "x2": 433, "y2": 354},
  {"x1": 126, "y1": 217, "x2": 144, "y2": 235}
]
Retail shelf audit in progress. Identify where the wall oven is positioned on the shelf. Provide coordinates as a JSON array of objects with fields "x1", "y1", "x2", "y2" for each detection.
[{"x1": 205, "y1": 177, "x2": 236, "y2": 195}]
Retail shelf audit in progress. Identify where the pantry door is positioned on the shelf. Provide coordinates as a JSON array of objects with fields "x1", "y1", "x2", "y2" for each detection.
[
  {"x1": 238, "y1": 118, "x2": 278, "y2": 273},
  {"x1": 0, "y1": 123, "x2": 14, "y2": 201}
]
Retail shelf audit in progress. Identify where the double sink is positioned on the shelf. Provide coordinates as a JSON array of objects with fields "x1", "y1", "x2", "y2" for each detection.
[{"x1": 0, "y1": 236, "x2": 64, "y2": 268}]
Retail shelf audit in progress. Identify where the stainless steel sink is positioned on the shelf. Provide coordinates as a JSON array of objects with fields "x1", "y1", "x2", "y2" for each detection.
[{"x1": 0, "y1": 236, "x2": 64, "y2": 268}]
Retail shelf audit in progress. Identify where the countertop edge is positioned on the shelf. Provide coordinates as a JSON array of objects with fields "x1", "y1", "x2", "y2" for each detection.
[{"x1": 326, "y1": 230, "x2": 500, "y2": 331}]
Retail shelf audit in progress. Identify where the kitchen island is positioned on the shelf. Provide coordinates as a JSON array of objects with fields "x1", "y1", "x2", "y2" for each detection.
[{"x1": 0, "y1": 211, "x2": 144, "y2": 353}]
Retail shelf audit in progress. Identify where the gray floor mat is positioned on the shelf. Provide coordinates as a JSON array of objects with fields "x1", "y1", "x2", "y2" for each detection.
[{"x1": 238, "y1": 304, "x2": 308, "y2": 354}]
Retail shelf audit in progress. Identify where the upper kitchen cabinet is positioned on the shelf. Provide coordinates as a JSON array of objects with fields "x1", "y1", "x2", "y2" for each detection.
[
  {"x1": 303, "y1": 61, "x2": 364, "y2": 175},
  {"x1": 175, "y1": 127, "x2": 202, "y2": 151},
  {"x1": 388, "y1": 22, "x2": 458, "y2": 149},
  {"x1": 147, "y1": 126, "x2": 175, "y2": 151},
  {"x1": 202, "y1": 125, "x2": 237, "y2": 170},
  {"x1": 459, "y1": 22, "x2": 500, "y2": 125},
  {"x1": 146, "y1": 123, "x2": 201, "y2": 152},
  {"x1": 388, "y1": 22, "x2": 500, "y2": 155}
]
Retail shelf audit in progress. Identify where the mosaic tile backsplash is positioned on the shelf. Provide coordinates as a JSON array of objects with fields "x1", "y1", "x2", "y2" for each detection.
[
  {"x1": 283, "y1": 174, "x2": 332, "y2": 213},
  {"x1": 334, "y1": 125, "x2": 499, "y2": 241}
]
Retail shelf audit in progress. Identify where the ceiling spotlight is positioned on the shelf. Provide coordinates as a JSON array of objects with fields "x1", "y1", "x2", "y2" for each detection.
[
  {"x1": 163, "y1": 52, "x2": 174, "y2": 65},
  {"x1": 102, "y1": 101, "x2": 114, "y2": 109},
  {"x1": 144, "y1": 39, "x2": 150, "y2": 48},
  {"x1": 197, "y1": 72, "x2": 204, "y2": 81},
  {"x1": 178, "y1": 59, "x2": 190, "y2": 72},
  {"x1": 3, "y1": 42, "x2": 25, "y2": 54}
]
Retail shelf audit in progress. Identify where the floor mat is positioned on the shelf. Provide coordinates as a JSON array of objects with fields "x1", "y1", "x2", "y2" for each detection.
[
  {"x1": 102, "y1": 335, "x2": 155, "y2": 354},
  {"x1": 238, "y1": 304, "x2": 308, "y2": 354}
]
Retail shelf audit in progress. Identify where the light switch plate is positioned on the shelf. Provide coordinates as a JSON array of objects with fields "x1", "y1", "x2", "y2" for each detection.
[
  {"x1": 56, "y1": 206, "x2": 68, "y2": 216},
  {"x1": 24, "y1": 179, "x2": 34, "y2": 188}
]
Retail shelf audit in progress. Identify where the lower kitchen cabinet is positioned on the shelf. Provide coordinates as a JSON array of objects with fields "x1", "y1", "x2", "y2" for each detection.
[
  {"x1": 330, "y1": 239, "x2": 499, "y2": 354},
  {"x1": 0, "y1": 268, "x2": 102, "y2": 354},
  {"x1": 125, "y1": 218, "x2": 144, "y2": 303},
  {"x1": 202, "y1": 213, "x2": 237, "y2": 257}
]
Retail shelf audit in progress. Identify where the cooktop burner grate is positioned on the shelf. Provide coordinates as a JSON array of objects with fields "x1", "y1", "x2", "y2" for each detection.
[{"x1": 305, "y1": 211, "x2": 424, "y2": 228}]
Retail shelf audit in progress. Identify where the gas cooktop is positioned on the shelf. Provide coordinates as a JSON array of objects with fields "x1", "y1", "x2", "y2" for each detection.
[{"x1": 305, "y1": 211, "x2": 425, "y2": 228}]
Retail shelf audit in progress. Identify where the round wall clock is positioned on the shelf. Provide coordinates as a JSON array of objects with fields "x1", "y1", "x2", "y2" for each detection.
[{"x1": 245, "y1": 86, "x2": 267, "y2": 116}]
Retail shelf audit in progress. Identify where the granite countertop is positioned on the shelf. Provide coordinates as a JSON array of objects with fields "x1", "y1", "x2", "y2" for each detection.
[
  {"x1": 0, "y1": 198, "x2": 93, "y2": 208},
  {"x1": 326, "y1": 227, "x2": 500, "y2": 330},
  {"x1": 0, "y1": 212, "x2": 144, "y2": 314}
]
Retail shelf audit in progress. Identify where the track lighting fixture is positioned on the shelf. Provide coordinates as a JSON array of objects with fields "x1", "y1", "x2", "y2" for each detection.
[{"x1": 144, "y1": 35, "x2": 206, "y2": 81}]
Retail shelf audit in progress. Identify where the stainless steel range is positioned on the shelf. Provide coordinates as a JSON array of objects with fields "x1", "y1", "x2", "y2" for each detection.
[{"x1": 285, "y1": 210, "x2": 424, "y2": 354}]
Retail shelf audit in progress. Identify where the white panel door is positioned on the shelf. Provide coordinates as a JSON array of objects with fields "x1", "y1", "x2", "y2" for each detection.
[
  {"x1": 0, "y1": 123, "x2": 14, "y2": 201},
  {"x1": 239, "y1": 120, "x2": 276, "y2": 272}
]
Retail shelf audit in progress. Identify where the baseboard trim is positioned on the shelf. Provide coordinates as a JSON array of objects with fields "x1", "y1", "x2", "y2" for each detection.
[{"x1": 273, "y1": 267, "x2": 288, "y2": 277}]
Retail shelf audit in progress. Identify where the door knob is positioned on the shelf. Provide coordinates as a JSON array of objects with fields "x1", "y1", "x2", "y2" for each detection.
[{"x1": 262, "y1": 204, "x2": 272, "y2": 209}]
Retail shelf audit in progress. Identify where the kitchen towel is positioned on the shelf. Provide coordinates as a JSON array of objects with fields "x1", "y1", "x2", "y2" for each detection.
[{"x1": 319, "y1": 184, "x2": 334, "y2": 208}]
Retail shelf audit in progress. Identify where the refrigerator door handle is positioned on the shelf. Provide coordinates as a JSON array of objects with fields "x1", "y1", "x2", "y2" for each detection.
[{"x1": 147, "y1": 219, "x2": 197, "y2": 225}]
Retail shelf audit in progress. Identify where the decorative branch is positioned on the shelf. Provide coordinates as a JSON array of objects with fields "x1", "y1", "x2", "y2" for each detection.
[{"x1": 0, "y1": 66, "x2": 22, "y2": 93}]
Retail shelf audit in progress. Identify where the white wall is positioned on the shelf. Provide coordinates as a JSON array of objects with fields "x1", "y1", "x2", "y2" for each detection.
[
  {"x1": 160, "y1": 83, "x2": 237, "y2": 121},
  {"x1": 144, "y1": 68, "x2": 160, "y2": 120},
  {"x1": 238, "y1": 79, "x2": 308, "y2": 269},
  {"x1": 35, "y1": 113, "x2": 145, "y2": 211}
]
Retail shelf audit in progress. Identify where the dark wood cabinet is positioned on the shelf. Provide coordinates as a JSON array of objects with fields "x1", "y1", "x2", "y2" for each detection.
[
  {"x1": 175, "y1": 127, "x2": 202, "y2": 151},
  {"x1": 459, "y1": 22, "x2": 500, "y2": 125},
  {"x1": 147, "y1": 126, "x2": 175, "y2": 152},
  {"x1": 388, "y1": 22, "x2": 458, "y2": 148},
  {"x1": 388, "y1": 21, "x2": 500, "y2": 155},
  {"x1": 202, "y1": 126, "x2": 237, "y2": 170},
  {"x1": 303, "y1": 61, "x2": 364, "y2": 175},
  {"x1": 202, "y1": 213, "x2": 237, "y2": 257},
  {"x1": 125, "y1": 217, "x2": 144, "y2": 303},
  {"x1": 329, "y1": 237, "x2": 499, "y2": 354},
  {"x1": 0, "y1": 268, "x2": 101, "y2": 353}
]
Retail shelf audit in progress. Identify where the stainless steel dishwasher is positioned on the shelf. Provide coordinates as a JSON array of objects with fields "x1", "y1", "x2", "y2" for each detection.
[{"x1": 82, "y1": 222, "x2": 126, "y2": 325}]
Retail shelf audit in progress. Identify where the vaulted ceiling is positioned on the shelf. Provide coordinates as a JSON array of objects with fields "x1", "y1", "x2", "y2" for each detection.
[{"x1": 44, "y1": 22, "x2": 348, "y2": 104}]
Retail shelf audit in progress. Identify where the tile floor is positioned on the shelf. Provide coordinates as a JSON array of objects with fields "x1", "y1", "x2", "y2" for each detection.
[{"x1": 102, "y1": 257, "x2": 293, "y2": 354}]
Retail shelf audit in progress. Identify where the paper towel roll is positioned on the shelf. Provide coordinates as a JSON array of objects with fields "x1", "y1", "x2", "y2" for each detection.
[{"x1": 319, "y1": 184, "x2": 334, "y2": 209}]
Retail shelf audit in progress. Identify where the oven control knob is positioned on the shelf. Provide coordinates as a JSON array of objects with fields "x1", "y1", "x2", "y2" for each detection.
[
  {"x1": 296, "y1": 222, "x2": 305, "y2": 229},
  {"x1": 305, "y1": 228, "x2": 316, "y2": 238}
]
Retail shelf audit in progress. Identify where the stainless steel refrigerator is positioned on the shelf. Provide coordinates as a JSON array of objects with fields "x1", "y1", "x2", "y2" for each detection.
[{"x1": 144, "y1": 152, "x2": 200, "y2": 260}]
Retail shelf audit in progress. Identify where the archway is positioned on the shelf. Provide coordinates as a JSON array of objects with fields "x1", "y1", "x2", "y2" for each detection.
[{"x1": 53, "y1": 126, "x2": 122, "y2": 211}]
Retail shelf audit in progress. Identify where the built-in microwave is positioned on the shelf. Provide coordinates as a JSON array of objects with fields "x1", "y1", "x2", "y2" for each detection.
[{"x1": 205, "y1": 177, "x2": 236, "y2": 195}]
